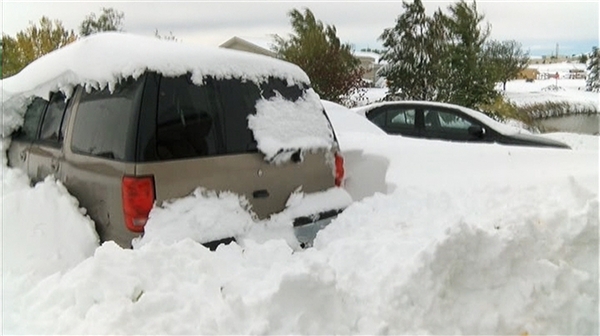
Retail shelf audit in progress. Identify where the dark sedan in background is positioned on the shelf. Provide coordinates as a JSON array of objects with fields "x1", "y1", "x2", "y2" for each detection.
[{"x1": 352, "y1": 101, "x2": 570, "y2": 149}]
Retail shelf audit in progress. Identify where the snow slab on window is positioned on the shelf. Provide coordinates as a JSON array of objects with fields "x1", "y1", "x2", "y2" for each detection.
[{"x1": 249, "y1": 90, "x2": 335, "y2": 164}]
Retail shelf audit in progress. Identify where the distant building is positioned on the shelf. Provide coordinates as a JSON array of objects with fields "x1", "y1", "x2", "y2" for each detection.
[
  {"x1": 517, "y1": 68, "x2": 540, "y2": 80},
  {"x1": 353, "y1": 51, "x2": 385, "y2": 86},
  {"x1": 568, "y1": 69, "x2": 586, "y2": 79},
  {"x1": 219, "y1": 36, "x2": 385, "y2": 85}
]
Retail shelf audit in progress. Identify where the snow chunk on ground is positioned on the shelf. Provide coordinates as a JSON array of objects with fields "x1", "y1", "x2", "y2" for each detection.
[
  {"x1": 283, "y1": 187, "x2": 352, "y2": 219},
  {"x1": 249, "y1": 90, "x2": 334, "y2": 163},
  {"x1": 133, "y1": 189, "x2": 255, "y2": 248},
  {"x1": 135, "y1": 186, "x2": 352, "y2": 250}
]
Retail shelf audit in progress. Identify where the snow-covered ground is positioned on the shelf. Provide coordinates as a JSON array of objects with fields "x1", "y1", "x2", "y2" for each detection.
[
  {"x1": 503, "y1": 78, "x2": 598, "y2": 108},
  {"x1": 352, "y1": 62, "x2": 599, "y2": 110},
  {"x1": 3, "y1": 107, "x2": 598, "y2": 334},
  {"x1": 1, "y1": 36, "x2": 598, "y2": 334}
]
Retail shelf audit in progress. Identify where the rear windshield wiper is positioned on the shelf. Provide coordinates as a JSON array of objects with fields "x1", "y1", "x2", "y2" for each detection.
[{"x1": 93, "y1": 151, "x2": 116, "y2": 159}]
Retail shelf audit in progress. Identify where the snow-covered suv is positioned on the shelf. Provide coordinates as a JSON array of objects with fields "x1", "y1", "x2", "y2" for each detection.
[{"x1": 4, "y1": 33, "x2": 349, "y2": 248}]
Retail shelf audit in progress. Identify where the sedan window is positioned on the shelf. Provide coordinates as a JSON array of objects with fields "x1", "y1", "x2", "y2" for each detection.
[
  {"x1": 424, "y1": 109, "x2": 480, "y2": 141},
  {"x1": 388, "y1": 109, "x2": 416, "y2": 127},
  {"x1": 438, "y1": 111, "x2": 473, "y2": 130},
  {"x1": 425, "y1": 110, "x2": 474, "y2": 131}
]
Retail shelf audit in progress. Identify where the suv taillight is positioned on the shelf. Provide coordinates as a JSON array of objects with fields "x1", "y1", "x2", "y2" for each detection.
[
  {"x1": 334, "y1": 152, "x2": 345, "y2": 187},
  {"x1": 122, "y1": 176, "x2": 155, "y2": 232}
]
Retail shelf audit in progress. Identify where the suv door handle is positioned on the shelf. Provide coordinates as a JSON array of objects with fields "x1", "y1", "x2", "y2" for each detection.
[
  {"x1": 252, "y1": 189, "x2": 269, "y2": 199},
  {"x1": 51, "y1": 159, "x2": 60, "y2": 171}
]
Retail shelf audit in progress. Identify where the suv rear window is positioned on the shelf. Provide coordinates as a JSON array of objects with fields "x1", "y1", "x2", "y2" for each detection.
[
  {"x1": 154, "y1": 75, "x2": 306, "y2": 161},
  {"x1": 71, "y1": 77, "x2": 145, "y2": 160}
]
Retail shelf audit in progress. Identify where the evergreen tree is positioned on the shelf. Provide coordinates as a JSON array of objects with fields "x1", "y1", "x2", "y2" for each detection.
[
  {"x1": 273, "y1": 8, "x2": 364, "y2": 103},
  {"x1": 379, "y1": 0, "x2": 497, "y2": 108},
  {"x1": 442, "y1": 0, "x2": 497, "y2": 108},
  {"x1": 79, "y1": 7, "x2": 124, "y2": 36},
  {"x1": 486, "y1": 39, "x2": 529, "y2": 91},
  {"x1": 378, "y1": 0, "x2": 448, "y2": 101},
  {"x1": 2, "y1": 17, "x2": 77, "y2": 78},
  {"x1": 586, "y1": 46, "x2": 599, "y2": 92}
]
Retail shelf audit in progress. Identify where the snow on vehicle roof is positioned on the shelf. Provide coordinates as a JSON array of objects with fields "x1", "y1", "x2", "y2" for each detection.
[
  {"x1": 1, "y1": 32, "x2": 310, "y2": 101},
  {"x1": 1, "y1": 32, "x2": 337, "y2": 158},
  {"x1": 353, "y1": 100, "x2": 528, "y2": 136}
]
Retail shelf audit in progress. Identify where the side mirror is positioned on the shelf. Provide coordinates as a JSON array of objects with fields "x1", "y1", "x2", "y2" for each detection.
[{"x1": 468, "y1": 125, "x2": 485, "y2": 138}]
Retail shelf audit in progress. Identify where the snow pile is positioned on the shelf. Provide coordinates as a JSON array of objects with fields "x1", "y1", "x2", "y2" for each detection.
[
  {"x1": 249, "y1": 90, "x2": 335, "y2": 163},
  {"x1": 3, "y1": 127, "x2": 597, "y2": 334},
  {"x1": 1, "y1": 141, "x2": 99, "y2": 280},
  {"x1": 315, "y1": 182, "x2": 598, "y2": 334},
  {"x1": 2, "y1": 175, "x2": 99, "y2": 277},
  {"x1": 132, "y1": 189, "x2": 255, "y2": 248},
  {"x1": 3, "y1": 149, "x2": 597, "y2": 334},
  {"x1": 1, "y1": 32, "x2": 309, "y2": 102},
  {"x1": 4, "y1": 239, "x2": 360, "y2": 334},
  {"x1": 134, "y1": 186, "x2": 353, "y2": 250}
]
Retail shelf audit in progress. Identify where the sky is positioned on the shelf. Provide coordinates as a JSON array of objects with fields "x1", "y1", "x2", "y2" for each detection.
[{"x1": 1, "y1": 1, "x2": 599, "y2": 57}]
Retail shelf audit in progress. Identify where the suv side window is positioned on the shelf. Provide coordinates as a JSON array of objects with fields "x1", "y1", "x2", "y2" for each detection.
[
  {"x1": 14, "y1": 97, "x2": 48, "y2": 141},
  {"x1": 155, "y1": 75, "x2": 308, "y2": 161},
  {"x1": 71, "y1": 77, "x2": 145, "y2": 160},
  {"x1": 39, "y1": 92, "x2": 69, "y2": 144}
]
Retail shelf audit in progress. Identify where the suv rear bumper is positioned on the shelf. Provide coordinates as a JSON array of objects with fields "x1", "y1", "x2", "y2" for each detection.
[{"x1": 293, "y1": 209, "x2": 344, "y2": 248}]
